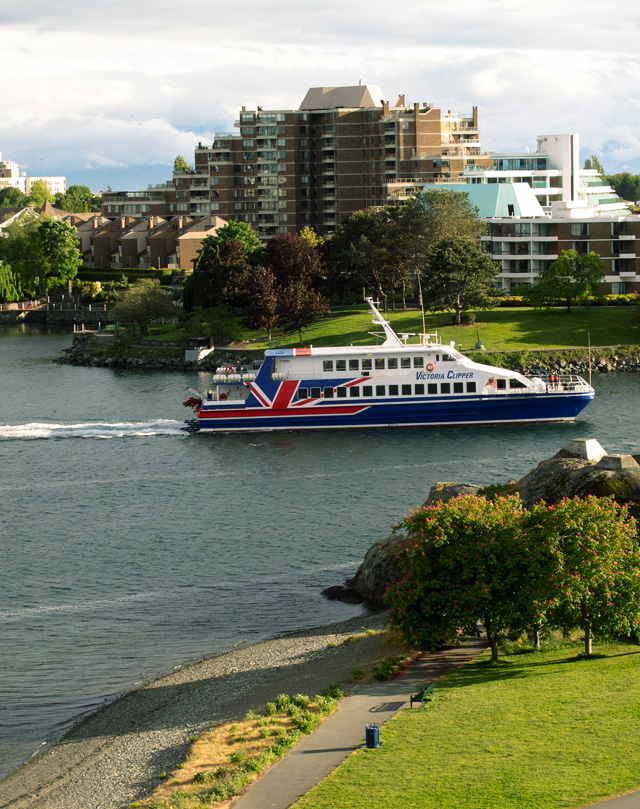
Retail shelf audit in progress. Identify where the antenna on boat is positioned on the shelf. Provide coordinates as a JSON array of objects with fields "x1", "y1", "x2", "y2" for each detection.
[
  {"x1": 416, "y1": 272, "x2": 427, "y2": 335},
  {"x1": 588, "y1": 332, "x2": 592, "y2": 386}
]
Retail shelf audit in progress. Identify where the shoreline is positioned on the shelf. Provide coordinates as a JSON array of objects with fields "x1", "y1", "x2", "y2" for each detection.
[{"x1": 0, "y1": 611, "x2": 396, "y2": 809}]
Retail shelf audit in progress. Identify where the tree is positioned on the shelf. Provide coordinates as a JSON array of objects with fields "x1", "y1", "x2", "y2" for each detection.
[
  {"x1": 27, "y1": 180, "x2": 54, "y2": 207},
  {"x1": 111, "y1": 278, "x2": 176, "y2": 335},
  {"x1": 279, "y1": 280, "x2": 329, "y2": 345},
  {"x1": 527, "y1": 496, "x2": 640, "y2": 655},
  {"x1": 420, "y1": 235, "x2": 499, "y2": 325},
  {"x1": 53, "y1": 185, "x2": 101, "y2": 213},
  {"x1": 183, "y1": 222, "x2": 262, "y2": 311},
  {"x1": 398, "y1": 188, "x2": 487, "y2": 256},
  {"x1": 385, "y1": 495, "x2": 548, "y2": 662},
  {"x1": 0, "y1": 187, "x2": 29, "y2": 207},
  {"x1": 246, "y1": 264, "x2": 280, "y2": 343},
  {"x1": 173, "y1": 155, "x2": 194, "y2": 174},
  {"x1": 324, "y1": 208, "x2": 407, "y2": 304},
  {"x1": 262, "y1": 233, "x2": 329, "y2": 343},
  {"x1": 0, "y1": 215, "x2": 81, "y2": 297},
  {"x1": 38, "y1": 219, "x2": 82, "y2": 287},
  {"x1": 527, "y1": 249, "x2": 605, "y2": 312},
  {"x1": 584, "y1": 155, "x2": 605, "y2": 175},
  {"x1": 606, "y1": 172, "x2": 640, "y2": 203}
]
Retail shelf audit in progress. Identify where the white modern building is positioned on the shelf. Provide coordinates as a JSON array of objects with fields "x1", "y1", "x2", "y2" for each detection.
[
  {"x1": 0, "y1": 152, "x2": 66, "y2": 196},
  {"x1": 463, "y1": 134, "x2": 626, "y2": 215}
]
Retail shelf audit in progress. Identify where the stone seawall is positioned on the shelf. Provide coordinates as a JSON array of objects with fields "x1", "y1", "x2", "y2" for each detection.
[
  {"x1": 55, "y1": 333, "x2": 262, "y2": 371},
  {"x1": 55, "y1": 337, "x2": 640, "y2": 375},
  {"x1": 0, "y1": 309, "x2": 109, "y2": 326}
]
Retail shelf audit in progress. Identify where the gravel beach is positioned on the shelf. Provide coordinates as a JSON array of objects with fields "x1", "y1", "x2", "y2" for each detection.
[{"x1": 0, "y1": 612, "x2": 397, "y2": 809}]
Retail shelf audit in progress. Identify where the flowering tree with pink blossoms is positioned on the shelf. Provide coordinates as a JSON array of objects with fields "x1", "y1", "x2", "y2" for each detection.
[
  {"x1": 385, "y1": 495, "x2": 557, "y2": 662},
  {"x1": 527, "y1": 496, "x2": 640, "y2": 655}
]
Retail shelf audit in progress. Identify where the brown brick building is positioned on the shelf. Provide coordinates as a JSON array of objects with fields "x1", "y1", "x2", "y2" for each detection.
[{"x1": 102, "y1": 85, "x2": 489, "y2": 239}]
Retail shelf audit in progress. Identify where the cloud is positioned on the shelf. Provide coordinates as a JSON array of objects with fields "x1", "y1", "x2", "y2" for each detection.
[{"x1": 1, "y1": 0, "x2": 640, "y2": 188}]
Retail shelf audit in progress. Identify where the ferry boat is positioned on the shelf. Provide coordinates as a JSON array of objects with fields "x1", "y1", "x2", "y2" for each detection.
[{"x1": 182, "y1": 298, "x2": 594, "y2": 433}]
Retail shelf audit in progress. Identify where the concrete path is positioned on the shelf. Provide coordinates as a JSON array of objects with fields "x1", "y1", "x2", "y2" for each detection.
[{"x1": 233, "y1": 635, "x2": 488, "y2": 809}]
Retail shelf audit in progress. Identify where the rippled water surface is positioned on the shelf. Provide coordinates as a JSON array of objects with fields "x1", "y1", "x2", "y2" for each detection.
[{"x1": 1, "y1": 325, "x2": 639, "y2": 778}]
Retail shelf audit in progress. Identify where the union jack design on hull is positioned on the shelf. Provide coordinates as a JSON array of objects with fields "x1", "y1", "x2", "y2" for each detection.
[{"x1": 183, "y1": 299, "x2": 594, "y2": 433}]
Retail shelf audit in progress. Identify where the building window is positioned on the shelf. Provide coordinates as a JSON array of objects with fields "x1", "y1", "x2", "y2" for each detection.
[{"x1": 611, "y1": 282, "x2": 627, "y2": 294}]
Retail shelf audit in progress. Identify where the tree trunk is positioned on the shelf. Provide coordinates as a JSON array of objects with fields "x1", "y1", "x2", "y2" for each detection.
[
  {"x1": 402, "y1": 280, "x2": 407, "y2": 310},
  {"x1": 486, "y1": 626, "x2": 499, "y2": 662},
  {"x1": 532, "y1": 624, "x2": 541, "y2": 651},
  {"x1": 582, "y1": 606, "x2": 593, "y2": 655}
]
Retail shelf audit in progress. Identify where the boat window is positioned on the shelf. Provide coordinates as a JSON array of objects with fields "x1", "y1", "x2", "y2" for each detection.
[
  {"x1": 496, "y1": 379, "x2": 507, "y2": 390},
  {"x1": 310, "y1": 387, "x2": 321, "y2": 398},
  {"x1": 389, "y1": 384, "x2": 399, "y2": 396},
  {"x1": 413, "y1": 357, "x2": 424, "y2": 368},
  {"x1": 336, "y1": 387, "x2": 347, "y2": 398},
  {"x1": 323, "y1": 360, "x2": 334, "y2": 372},
  {"x1": 362, "y1": 359, "x2": 372, "y2": 371},
  {"x1": 324, "y1": 387, "x2": 334, "y2": 398},
  {"x1": 298, "y1": 387, "x2": 308, "y2": 399},
  {"x1": 363, "y1": 386, "x2": 373, "y2": 397},
  {"x1": 435, "y1": 355, "x2": 440, "y2": 362},
  {"x1": 415, "y1": 384, "x2": 425, "y2": 395},
  {"x1": 467, "y1": 381, "x2": 476, "y2": 393},
  {"x1": 442, "y1": 353, "x2": 455, "y2": 362},
  {"x1": 388, "y1": 358, "x2": 398, "y2": 369},
  {"x1": 349, "y1": 359, "x2": 359, "y2": 371},
  {"x1": 336, "y1": 359, "x2": 346, "y2": 371},
  {"x1": 509, "y1": 378, "x2": 527, "y2": 388},
  {"x1": 402, "y1": 384, "x2": 412, "y2": 395},
  {"x1": 401, "y1": 357, "x2": 411, "y2": 369},
  {"x1": 441, "y1": 383, "x2": 451, "y2": 394},
  {"x1": 375, "y1": 358, "x2": 385, "y2": 370},
  {"x1": 349, "y1": 387, "x2": 360, "y2": 397},
  {"x1": 376, "y1": 385, "x2": 385, "y2": 396},
  {"x1": 428, "y1": 383, "x2": 437, "y2": 395},
  {"x1": 453, "y1": 382, "x2": 464, "y2": 394}
]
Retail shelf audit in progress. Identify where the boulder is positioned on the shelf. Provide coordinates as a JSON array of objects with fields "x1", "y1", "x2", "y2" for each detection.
[
  {"x1": 424, "y1": 481, "x2": 484, "y2": 505},
  {"x1": 343, "y1": 532, "x2": 407, "y2": 607}
]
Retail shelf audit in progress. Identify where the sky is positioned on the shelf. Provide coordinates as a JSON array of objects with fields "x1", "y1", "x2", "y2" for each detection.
[{"x1": 2, "y1": 0, "x2": 640, "y2": 192}]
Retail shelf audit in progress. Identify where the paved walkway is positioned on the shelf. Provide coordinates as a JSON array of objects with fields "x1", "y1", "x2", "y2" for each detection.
[
  {"x1": 233, "y1": 634, "x2": 640, "y2": 809},
  {"x1": 233, "y1": 635, "x2": 488, "y2": 809}
]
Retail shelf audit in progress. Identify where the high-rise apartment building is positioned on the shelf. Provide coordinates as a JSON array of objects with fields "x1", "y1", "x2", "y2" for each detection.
[{"x1": 103, "y1": 85, "x2": 488, "y2": 238}]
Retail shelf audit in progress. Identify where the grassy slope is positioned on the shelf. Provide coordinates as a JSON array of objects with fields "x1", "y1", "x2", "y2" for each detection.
[
  {"x1": 294, "y1": 641, "x2": 640, "y2": 809},
  {"x1": 242, "y1": 307, "x2": 639, "y2": 352},
  {"x1": 145, "y1": 306, "x2": 638, "y2": 352}
]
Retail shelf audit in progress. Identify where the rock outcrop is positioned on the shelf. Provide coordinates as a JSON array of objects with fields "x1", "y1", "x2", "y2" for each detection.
[{"x1": 338, "y1": 438, "x2": 640, "y2": 606}]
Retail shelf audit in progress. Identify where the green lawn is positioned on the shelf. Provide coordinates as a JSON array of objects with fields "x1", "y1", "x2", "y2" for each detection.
[
  {"x1": 143, "y1": 306, "x2": 639, "y2": 353},
  {"x1": 294, "y1": 641, "x2": 640, "y2": 809},
  {"x1": 244, "y1": 306, "x2": 639, "y2": 352}
]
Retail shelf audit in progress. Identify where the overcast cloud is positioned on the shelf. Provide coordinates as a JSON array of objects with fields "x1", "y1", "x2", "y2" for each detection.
[{"x1": 2, "y1": 0, "x2": 639, "y2": 190}]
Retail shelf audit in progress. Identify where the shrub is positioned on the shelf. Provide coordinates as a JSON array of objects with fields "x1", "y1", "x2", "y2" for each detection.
[
  {"x1": 320, "y1": 683, "x2": 343, "y2": 699},
  {"x1": 290, "y1": 693, "x2": 311, "y2": 708},
  {"x1": 263, "y1": 701, "x2": 276, "y2": 716},
  {"x1": 274, "y1": 694, "x2": 291, "y2": 711},
  {"x1": 229, "y1": 750, "x2": 246, "y2": 765}
]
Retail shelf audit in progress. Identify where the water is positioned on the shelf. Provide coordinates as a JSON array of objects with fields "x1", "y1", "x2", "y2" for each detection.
[{"x1": 1, "y1": 325, "x2": 639, "y2": 779}]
